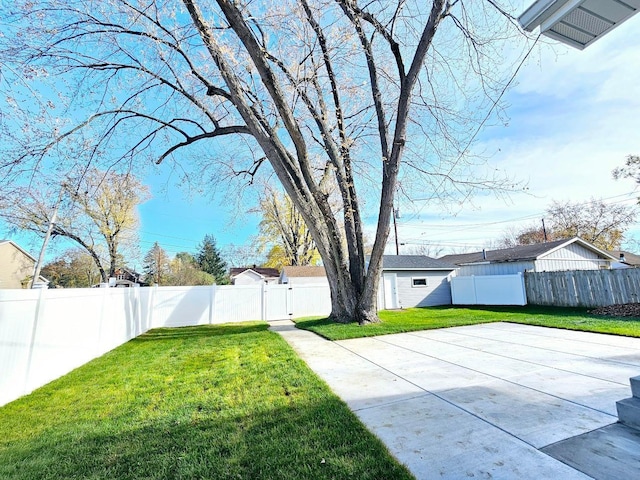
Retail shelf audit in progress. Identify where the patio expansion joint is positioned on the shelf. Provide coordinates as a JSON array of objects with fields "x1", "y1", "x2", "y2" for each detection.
[
  {"x1": 331, "y1": 338, "x2": 545, "y2": 450},
  {"x1": 371, "y1": 335, "x2": 619, "y2": 419},
  {"x1": 406, "y1": 330, "x2": 635, "y2": 385}
]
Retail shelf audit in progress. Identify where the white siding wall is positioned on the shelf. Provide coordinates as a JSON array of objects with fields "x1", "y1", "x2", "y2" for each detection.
[
  {"x1": 233, "y1": 270, "x2": 265, "y2": 285},
  {"x1": 393, "y1": 271, "x2": 452, "y2": 307},
  {"x1": 456, "y1": 261, "x2": 534, "y2": 276},
  {"x1": 535, "y1": 243, "x2": 609, "y2": 271}
]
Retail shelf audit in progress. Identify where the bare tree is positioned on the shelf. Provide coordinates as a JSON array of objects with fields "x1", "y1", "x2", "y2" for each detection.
[
  {"x1": 0, "y1": 169, "x2": 149, "y2": 281},
  {"x1": 1, "y1": 1, "x2": 533, "y2": 323},
  {"x1": 497, "y1": 199, "x2": 637, "y2": 251},
  {"x1": 401, "y1": 243, "x2": 446, "y2": 258},
  {"x1": 497, "y1": 223, "x2": 549, "y2": 248},
  {"x1": 547, "y1": 199, "x2": 636, "y2": 251},
  {"x1": 143, "y1": 241, "x2": 170, "y2": 285},
  {"x1": 613, "y1": 155, "x2": 640, "y2": 184}
]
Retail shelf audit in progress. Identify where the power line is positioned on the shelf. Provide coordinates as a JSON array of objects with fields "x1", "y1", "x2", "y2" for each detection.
[{"x1": 396, "y1": 190, "x2": 639, "y2": 230}]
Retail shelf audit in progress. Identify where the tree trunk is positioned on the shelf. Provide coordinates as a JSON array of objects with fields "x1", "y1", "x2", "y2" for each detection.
[{"x1": 185, "y1": 0, "x2": 447, "y2": 325}]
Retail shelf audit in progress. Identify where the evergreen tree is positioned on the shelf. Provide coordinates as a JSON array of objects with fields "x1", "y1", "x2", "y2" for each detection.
[
  {"x1": 195, "y1": 235, "x2": 229, "y2": 285},
  {"x1": 143, "y1": 242, "x2": 170, "y2": 285}
]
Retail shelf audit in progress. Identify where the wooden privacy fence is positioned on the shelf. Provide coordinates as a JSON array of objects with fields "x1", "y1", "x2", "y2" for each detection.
[{"x1": 524, "y1": 269, "x2": 640, "y2": 308}]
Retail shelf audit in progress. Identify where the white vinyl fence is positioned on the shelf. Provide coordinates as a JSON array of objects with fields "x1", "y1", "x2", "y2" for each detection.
[
  {"x1": 0, "y1": 283, "x2": 331, "y2": 407},
  {"x1": 451, "y1": 273, "x2": 527, "y2": 306}
]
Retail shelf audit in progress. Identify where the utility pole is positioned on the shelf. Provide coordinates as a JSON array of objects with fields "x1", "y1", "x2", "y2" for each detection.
[
  {"x1": 31, "y1": 185, "x2": 65, "y2": 288},
  {"x1": 541, "y1": 218, "x2": 548, "y2": 242},
  {"x1": 393, "y1": 207, "x2": 400, "y2": 255}
]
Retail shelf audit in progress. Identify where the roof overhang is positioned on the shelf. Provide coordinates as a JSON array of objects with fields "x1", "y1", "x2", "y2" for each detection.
[{"x1": 519, "y1": 0, "x2": 640, "y2": 49}]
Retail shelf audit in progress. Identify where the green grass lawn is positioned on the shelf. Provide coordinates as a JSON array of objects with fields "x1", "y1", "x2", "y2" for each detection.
[
  {"x1": 0, "y1": 323, "x2": 412, "y2": 480},
  {"x1": 295, "y1": 305, "x2": 640, "y2": 341}
]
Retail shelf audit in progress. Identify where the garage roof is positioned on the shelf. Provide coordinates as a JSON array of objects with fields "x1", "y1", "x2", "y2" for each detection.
[{"x1": 381, "y1": 255, "x2": 456, "y2": 271}]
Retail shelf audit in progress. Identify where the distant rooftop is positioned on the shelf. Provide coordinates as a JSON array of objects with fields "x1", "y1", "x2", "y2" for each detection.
[
  {"x1": 381, "y1": 255, "x2": 456, "y2": 270},
  {"x1": 281, "y1": 266, "x2": 326, "y2": 277},
  {"x1": 610, "y1": 250, "x2": 640, "y2": 267},
  {"x1": 230, "y1": 266, "x2": 280, "y2": 278},
  {"x1": 439, "y1": 237, "x2": 614, "y2": 265}
]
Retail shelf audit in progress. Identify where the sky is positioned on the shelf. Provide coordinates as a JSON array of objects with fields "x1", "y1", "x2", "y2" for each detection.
[
  {"x1": 392, "y1": 1, "x2": 640, "y2": 255},
  {"x1": 3, "y1": 0, "x2": 640, "y2": 267}
]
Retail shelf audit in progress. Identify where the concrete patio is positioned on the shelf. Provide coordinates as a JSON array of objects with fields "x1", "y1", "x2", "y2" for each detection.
[{"x1": 270, "y1": 320, "x2": 640, "y2": 479}]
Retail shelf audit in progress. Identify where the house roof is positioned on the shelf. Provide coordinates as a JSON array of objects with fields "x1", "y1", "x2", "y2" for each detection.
[
  {"x1": 230, "y1": 266, "x2": 280, "y2": 278},
  {"x1": 114, "y1": 267, "x2": 141, "y2": 277},
  {"x1": 439, "y1": 237, "x2": 616, "y2": 266},
  {"x1": 0, "y1": 239, "x2": 37, "y2": 262},
  {"x1": 281, "y1": 266, "x2": 326, "y2": 278},
  {"x1": 610, "y1": 250, "x2": 640, "y2": 267},
  {"x1": 381, "y1": 255, "x2": 456, "y2": 270}
]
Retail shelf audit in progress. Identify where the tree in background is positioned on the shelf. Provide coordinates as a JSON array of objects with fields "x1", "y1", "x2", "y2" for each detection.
[
  {"x1": 257, "y1": 188, "x2": 320, "y2": 269},
  {"x1": 166, "y1": 252, "x2": 215, "y2": 286},
  {"x1": 41, "y1": 249, "x2": 101, "y2": 288},
  {"x1": 498, "y1": 198, "x2": 637, "y2": 251},
  {"x1": 547, "y1": 199, "x2": 635, "y2": 251},
  {"x1": 1, "y1": 1, "x2": 536, "y2": 323},
  {"x1": 223, "y1": 243, "x2": 265, "y2": 269},
  {"x1": 400, "y1": 243, "x2": 445, "y2": 258},
  {"x1": 612, "y1": 155, "x2": 640, "y2": 184},
  {"x1": 0, "y1": 169, "x2": 149, "y2": 282},
  {"x1": 143, "y1": 242, "x2": 170, "y2": 285},
  {"x1": 195, "y1": 235, "x2": 228, "y2": 285},
  {"x1": 498, "y1": 224, "x2": 550, "y2": 248}
]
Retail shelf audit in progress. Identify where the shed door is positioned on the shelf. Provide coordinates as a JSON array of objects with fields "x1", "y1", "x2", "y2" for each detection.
[{"x1": 383, "y1": 273, "x2": 399, "y2": 309}]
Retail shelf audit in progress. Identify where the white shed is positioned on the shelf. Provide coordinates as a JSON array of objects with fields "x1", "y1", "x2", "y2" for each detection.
[
  {"x1": 378, "y1": 255, "x2": 457, "y2": 310},
  {"x1": 440, "y1": 237, "x2": 616, "y2": 276}
]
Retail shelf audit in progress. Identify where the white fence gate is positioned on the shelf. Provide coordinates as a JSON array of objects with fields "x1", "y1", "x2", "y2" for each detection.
[
  {"x1": 451, "y1": 273, "x2": 527, "y2": 306},
  {"x1": 0, "y1": 283, "x2": 331, "y2": 407},
  {"x1": 264, "y1": 285, "x2": 291, "y2": 321}
]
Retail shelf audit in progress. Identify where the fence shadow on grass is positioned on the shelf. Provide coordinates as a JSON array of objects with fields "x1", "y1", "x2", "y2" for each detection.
[{"x1": 135, "y1": 322, "x2": 269, "y2": 342}]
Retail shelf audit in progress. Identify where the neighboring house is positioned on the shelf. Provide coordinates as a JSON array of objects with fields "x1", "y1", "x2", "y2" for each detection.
[
  {"x1": 279, "y1": 266, "x2": 328, "y2": 285},
  {"x1": 113, "y1": 267, "x2": 143, "y2": 287},
  {"x1": 0, "y1": 240, "x2": 48, "y2": 289},
  {"x1": 440, "y1": 237, "x2": 616, "y2": 276},
  {"x1": 230, "y1": 266, "x2": 280, "y2": 285},
  {"x1": 610, "y1": 250, "x2": 640, "y2": 269},
  {"x1": 378, "y1": 255, "x2": 457, "y2": 309}
]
